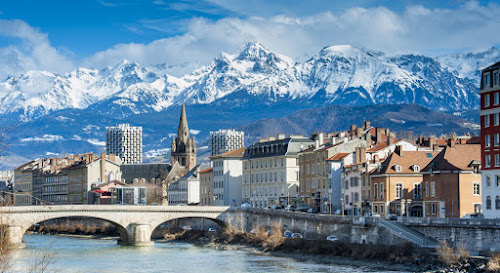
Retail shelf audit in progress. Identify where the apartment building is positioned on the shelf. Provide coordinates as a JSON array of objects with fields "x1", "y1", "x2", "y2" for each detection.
[
  {"x1": 421, "y1": 143, "x2": 482, "y2": 218},
  {"x1": 14, "y1": 161, "x2": 36, "y2": 205},
  {"x1": 210, "y1": 147, "x2": 245, "y2": 206},
  {"x1": 242, "y1": 134, "x2": 314, "y2": 208},
  {"x1": 327, "y1": 152, "x2": 354, "y2": 214},
  {"x1": 370, "y1": 147, "x2": 439, "y2": 217},
  {"x1": 480, "y1": 61, "x2": 500, "y2": 218},
  {"x1": 106, "y1": 124, "x2": 143, "y2": 164},
  {"x1": 198, "y1": 167, "x2": 213, "y2": 206},
  {"x1": 209, "y1": 129, "x2": 245, "y2": 156}
]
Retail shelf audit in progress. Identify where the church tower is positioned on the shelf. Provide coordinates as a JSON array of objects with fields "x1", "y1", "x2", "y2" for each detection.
[{"x1": 171, "y1": 103, "x2": 196, "y2": 171}]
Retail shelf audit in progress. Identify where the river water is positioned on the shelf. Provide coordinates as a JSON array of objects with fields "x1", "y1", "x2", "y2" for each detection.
[{"x1": 11, "y1": 234, "x2": 409, "y2": 273}]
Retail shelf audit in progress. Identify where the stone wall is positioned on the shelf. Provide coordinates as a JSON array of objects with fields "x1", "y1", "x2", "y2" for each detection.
[{"x1": 400, "y1": 217, "x2": 500, "y2": 252}]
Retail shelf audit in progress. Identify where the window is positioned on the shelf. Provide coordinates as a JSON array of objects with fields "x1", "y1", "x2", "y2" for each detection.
[
  {"x1": 413, "y1": 165, "x2": 420, "y2": 172},
  {"x1": 496, "y1": 196, "x2": 500, "y2": 210},
  {"x1": 380, "y1": 205, "x2": 384, "y2": 214},
  {"x1": 374, "y1": 183, "x2": 378, "y2": 199},
  {"x1": 431, "y1": 203, "x2": 436, "y2": 215},
  {"x1": 496, "y1": 154, "x2": 500, "y2": 167},
  {"x1": 496, "y1": 134, "x2": 500, "y2": 146},
  {"x1": 393, "y1": 165, "x2": 402, "y2": 172},
  {"x1": 414, "y1": 183, "x2": 422, "y2": 199},
  {"x1": 486, "y1": 135, "x2": 491, "y2": 147},
  {"x1": 425, "y1": 182, "x2": 429, "y2": 197},
  {"x1": 473, "y1": 182, "x2": 480, "y2": 195},
  {"x1": 495, "y1": 114, "x2": 500, "y2": 126},
  {"x1": 380, "y1": 183, "x2": 384, "y2": 199},
  {"x1": 487, "y1": 176, "x2": 491, "y2": 187},
  {"x1": 485, "y1": 93, "x2": 491, "y2": 107},
  {"x1": 496, "y1": 73, "x2": 500, "y2": 86},
  {"x1": 486, "y1": 155, "x2": 491, "y2": 168},
  {"x1": 487, "y1": 196, "x2": 492, "y2": 210},
  {"x1": 374, "y1": 205, "x2": 378, "y2": 213},
  {"x1": 395, "y1": 183, "x2": 403, "y2": 199},
  {"x1": 485, "y1": 115, "x2": 490, "y2": 128},
  {"x1": 497, "y1": 175, "x2": 500, "y2": 187}
]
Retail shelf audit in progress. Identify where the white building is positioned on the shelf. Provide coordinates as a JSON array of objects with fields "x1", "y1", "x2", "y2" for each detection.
[
  {"x1": 106, "y1": 124, "x2": 143, "y2": 164},
  {"x1": 242, "y1": 134, "x2": 314, "y2": 208},
  {"x1": 209, "y1": 129, "x2": 244, "y2": 156},
  {"x1": 209, "y1": 147, "x2": 245, "y2": 206},
  {"x1": 168, "y1": 167, "x2": 200, "y2": 205}
]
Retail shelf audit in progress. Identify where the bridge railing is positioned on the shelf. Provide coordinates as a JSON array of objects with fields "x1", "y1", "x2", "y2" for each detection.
[{"x1": 374, "y1": 217, "x2": 434, "y2": 247}]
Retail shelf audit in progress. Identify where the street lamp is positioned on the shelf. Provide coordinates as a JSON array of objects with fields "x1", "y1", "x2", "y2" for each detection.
[{"x1": 340, "y1": 197, "x2": 344, "y2": 216}]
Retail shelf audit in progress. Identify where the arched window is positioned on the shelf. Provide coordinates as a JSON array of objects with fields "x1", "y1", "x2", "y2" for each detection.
[{"x1": 487, "y1": 196, "x2": 492, "y2": 210}]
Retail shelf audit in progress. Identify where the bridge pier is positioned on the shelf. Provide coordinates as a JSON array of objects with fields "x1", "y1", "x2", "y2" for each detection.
[
  {"x1": 7, "y1": 226, "x2": 25, "y2": 249},
  {"x1": 118, "y1": 223, "x2": 154, "y2": 247}
]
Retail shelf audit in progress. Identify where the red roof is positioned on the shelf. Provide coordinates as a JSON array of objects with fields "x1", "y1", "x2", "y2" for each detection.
[
  {"x1": 198, "y1": 167, "x2": 213, "y2": 173},
  {"x1": 326, "y1": 153, "x2": 350, "y2": 161}
]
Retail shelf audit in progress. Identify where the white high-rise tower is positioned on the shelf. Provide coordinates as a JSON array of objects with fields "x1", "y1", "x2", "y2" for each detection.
[
  {"x1": 209, "y1": 129, "x2": 245, "y2": 156},
  {"x1": 106, "y1": 124, "x2": 143, "y2": 164}
]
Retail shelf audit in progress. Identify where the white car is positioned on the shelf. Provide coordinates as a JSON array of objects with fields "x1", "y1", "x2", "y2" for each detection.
[
  {"x1": 283, "y1": 230, "x2": 293, "y2": 238},
  {"x1": 208, "y1": 227, "x2": 217, "y2": 232},
  {"x1": 182, "y1": 226, "x2": 192, "y2": 230},
  {"x1": 326, "y1": 235, "x2": 339, "y2": 242},
  {"x1": 291, "y1": 233, "x2": 303, "y2": 239}
]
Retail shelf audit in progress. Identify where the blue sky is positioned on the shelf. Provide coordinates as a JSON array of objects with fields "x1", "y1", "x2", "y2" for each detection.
[{"x1": 0, "y1": 0, "x2": 499, "y2": 78}]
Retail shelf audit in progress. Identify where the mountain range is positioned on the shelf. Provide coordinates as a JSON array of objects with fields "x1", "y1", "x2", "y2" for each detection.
[{"x1": 0, "y1": 42, "x2": 498, "y2": 170}]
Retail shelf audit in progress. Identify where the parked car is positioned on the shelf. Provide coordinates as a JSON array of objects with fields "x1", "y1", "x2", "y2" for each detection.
[
  {"x1": 326, "y1": 235, "x2": 339, "y2": 242},
  {"x1": 182, "y1": 226, "x2": 192, "y2": 230},
  {"x1": 285, "y1": 205, "x2": 296, "y2": 211},
  {"x1": 283, "y1": 230, "x2": 293, "y2": 238},
  {"x1": 208, "y1": 227, "x2": 217, "y2": 232},
  {"x1": 270, "y1": 205, "x2": 281, "y2": 210},
  {"x1": 464, "y1": 213, "x2": 484, "y2": 219},
  {"x1": 267, "y1": 230, "x2": 275, "y2": 235},
  {"x1": 296, "y1": 206, "x2": 311, "y2": 212},
  {"x1": 176, "y1": 204, "x2": 188, "y2": 206},
  {"x1": 386, "y1": 214, "x2": 398, "y2": 220},
  {"x1": 307, "y1": 208, "x2": 319, "y2": 213},
  {"x1": 241, "y1": 203, "x2": 251, "y2": 208},
  {"x1": 291, "y1": 233, "x2": 303, "y2": 239}
]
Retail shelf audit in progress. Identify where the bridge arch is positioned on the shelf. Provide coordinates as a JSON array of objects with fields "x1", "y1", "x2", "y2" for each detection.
[
  {"x1": 151, "y1": 216, "x2": 229, "y2": 239},
  {"x1": 24, "y1": 216, "x2": 130, "y2": 245}
]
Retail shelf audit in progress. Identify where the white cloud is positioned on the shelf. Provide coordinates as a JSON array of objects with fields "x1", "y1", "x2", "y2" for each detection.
[
  {"x1": 0, "y1": 19, "x2": 73, "y2": 80},
  {"x1": 87, "y1": 139, "x2": 106, "y2": 146},
  {"x1": 84, "y1": 1, "x2": 500, "y2": 76},
  {"x1": 189, "y1": 129, "x2": 200, "y2": 135},
  {"x1": 20, "y1": 134, "x2": 64, "y2": 142}
]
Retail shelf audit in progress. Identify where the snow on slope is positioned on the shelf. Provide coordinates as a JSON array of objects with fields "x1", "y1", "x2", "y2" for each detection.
[{"x1": 0, "y1": 42, "x2": 493, "y2": 120}]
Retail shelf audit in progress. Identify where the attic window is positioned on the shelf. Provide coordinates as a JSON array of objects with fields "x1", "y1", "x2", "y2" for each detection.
[
  {"x1": 393, "y1": 164, "x2": 402, "y2": 172},
  {"x1": 426, "y1": 153, "x2": 433, "y2": 159},
  {"x1": 413, "y1": 165, "x2": 420, "y2": 172}
]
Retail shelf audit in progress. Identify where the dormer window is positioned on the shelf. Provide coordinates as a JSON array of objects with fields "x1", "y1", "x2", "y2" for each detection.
[
  {"x1": 393, "y1": 164, "x2": 402, "y2": 172},
  {"x1": 412, "y1": 165, "x2": 420, "y2": 172}
]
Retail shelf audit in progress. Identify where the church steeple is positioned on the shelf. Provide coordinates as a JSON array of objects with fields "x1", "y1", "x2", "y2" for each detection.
[
  {"x1": 171, "y1": 103, "x2": 196, "y2": 172},
  {"x1": 177, "y1": 102, "x2": 189, "y2": 143}
]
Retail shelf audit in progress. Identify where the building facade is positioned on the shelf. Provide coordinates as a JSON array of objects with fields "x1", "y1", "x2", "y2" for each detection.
[
  {"x1": 209, "y1": 129, "x2": 245, "y2": 156},
  {"x1": 168, "y1": 166, "x2": 200, "y2": 205},
  {"x1": 106, "y1": 124, "x2": 143, "y2": 165},
  {"x1": 370, "y1": 147, "x2": 439, "y2": 217},
  {"x1": 171, "y1": 103, "x2": 196, "y2": 172},
  {"x1": 242, "y1": 134, "x2": 314, "y2": 208},
  {"x1": 210, "y1": 147, "x2": 245, "y2": 206},
  {"x1": 480, "y1": 62, "x2": 500, "y2": 218},
  {"x1": 198, "y1": 167, "x2": 213, "y2": 206}
]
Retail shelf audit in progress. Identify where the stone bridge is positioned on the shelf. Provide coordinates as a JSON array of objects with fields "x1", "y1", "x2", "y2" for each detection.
[{"x1": 0, "y1": 205, "x2": 247, "y2": 248}]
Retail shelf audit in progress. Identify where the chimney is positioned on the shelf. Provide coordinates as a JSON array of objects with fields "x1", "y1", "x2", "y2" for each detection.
[
  {"x1": 388, "y1": 136, "x2": 394, "y2": 146},
  {"x1": 376, "y1": 128, "x2": 383, "y2": 144},
  {"x1": 330, "y1": 136, "x2": 336, "y2": 145},
  {"x1": 318, "y1": 132, "x2": 324, "y2": 145},
  {"x1": 429, "y1": 137, "x2": 435, "y2": 148},
  {"x1": 100, "y1": 153, "x2": 107, "y2": 183},
  {"x1": 364, "y1": 120, "x2": 371, "y2": 129},
  {"x1": 277, "y1": 133, "x2": 285, "y2": 140},
  {"x1": 433, "y1": 144, "x2": 440, "y2": 151},
  {"x1": 395, "y1": 145, "x2": 403, "y2": 157},
  {"x1": 448, "y1": 138, "x2": 456, "y2": 148},
  {"x1": 109, "y1": 154, "x2": 116, "y2": 163},
  {"x1": 350, "y1": 124, "x2": 356, "y2": 132},
  {"x1": 50, "y1": 158, "x2": 56, "y2": 173},
  {"x1": 365, "y1": 130, "x2": 372, "y2": 146},
  {"x1": 315, "y1": 139, "x2": 320, "y2": 149},
  {"x1": 356, "y1": 146, "x2": 367, "y2": 164},
  {"x1": 356, "y1": 128, "x2": 363, "y2": 138}
]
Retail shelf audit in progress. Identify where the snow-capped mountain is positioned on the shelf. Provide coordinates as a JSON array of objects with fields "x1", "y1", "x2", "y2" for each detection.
[{"x1": 0, "y1": 42, "x2": 496, "y2": 121}]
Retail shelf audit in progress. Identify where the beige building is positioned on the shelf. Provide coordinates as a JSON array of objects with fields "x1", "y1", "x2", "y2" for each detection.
[
  {"x1": 370, "y1": 147, "x2": 439, "y2": 217},
  {"x1": 242, "y1": 134, "x2": 314, "y2": 208},
  {"x1": 421, "y1": 143, "x2": 482, "y2": 218},
  {"x1": 198, "y1": 167, "x2": 213, "y2": 206},
  {"x1": 14, "y1": 162, "x2": 35, "y2": 205}
]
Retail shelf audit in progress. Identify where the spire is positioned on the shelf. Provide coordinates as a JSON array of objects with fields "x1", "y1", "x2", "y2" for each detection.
[{"x1": 177, "y1": 102, "x2": 189, "y2": 143}]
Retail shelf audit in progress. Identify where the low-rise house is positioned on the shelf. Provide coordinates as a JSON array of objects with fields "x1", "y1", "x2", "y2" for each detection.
[
  {"x1": 421, "y1": 143, "x2": 482, "y2": 218},
  {"x1": 370, "y1": 146, "x2": 439, "y2": 217}
]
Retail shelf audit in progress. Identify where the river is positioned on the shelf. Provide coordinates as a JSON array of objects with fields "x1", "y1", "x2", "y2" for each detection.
[{"x1": 11, "y1": 234, "x2": 409, "y2": 273}]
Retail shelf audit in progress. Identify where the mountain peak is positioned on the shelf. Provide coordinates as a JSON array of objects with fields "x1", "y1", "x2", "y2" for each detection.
[{"x1": 236, "y1": 42, "x2": 270, "y2": 61}]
